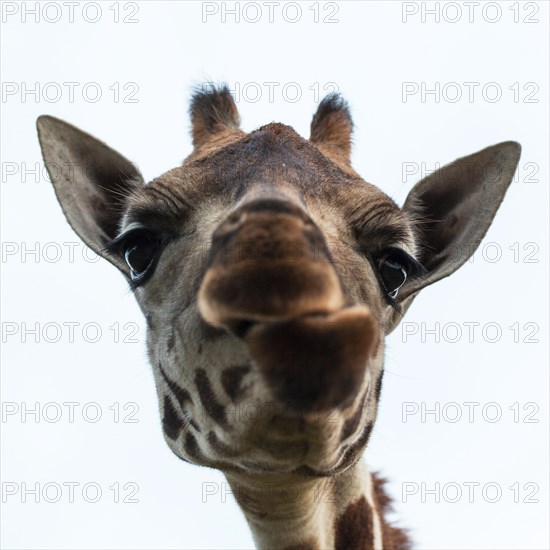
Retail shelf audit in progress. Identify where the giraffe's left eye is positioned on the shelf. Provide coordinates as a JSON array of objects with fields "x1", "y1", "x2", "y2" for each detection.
[
  {"x1": 375, "y1": 248, "x2": 425, "y2": 300},
  {"x1": 378, "y1": 255, "x2": 407, "y2": 299}
]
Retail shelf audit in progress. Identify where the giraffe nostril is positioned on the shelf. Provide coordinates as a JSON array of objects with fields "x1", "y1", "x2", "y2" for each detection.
[
  {"x1": 216, "y1": 212, "x2": 247, "y2": 237},
  {"x1": 226, "y1": 319, "x2": 257, "y2": 339},
  {"x1": 303, "y1": 217, "x2": 315, "y2": 228},
  {"x1": 199, "y1": 204, "x2": 344, "y2": 328}
]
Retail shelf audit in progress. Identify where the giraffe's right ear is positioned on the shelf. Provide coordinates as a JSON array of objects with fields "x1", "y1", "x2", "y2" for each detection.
[
  {"x1": 190, "y1": 85, "x2": 242, "y2": 150},
  {"x1": 36, "y1": 115, "x2": 144, "y2": 274}
]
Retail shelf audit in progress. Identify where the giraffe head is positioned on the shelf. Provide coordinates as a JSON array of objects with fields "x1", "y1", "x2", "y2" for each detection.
[{"x1": 37, "y1": 86, "x2": 520, "y2": 477}]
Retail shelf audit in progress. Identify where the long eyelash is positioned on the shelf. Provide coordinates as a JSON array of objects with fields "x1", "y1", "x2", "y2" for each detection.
[
  {"x1": 104, "y1": 228, "x2": 150, "y2": 257},
  {"x1": 385, "y1": 250, "x2": 426, "y2": 311},
  {"x1": 104, "y1": 233, "x2": 129, "y2": 257},
  {"x1": 107, "y1": 228, "x2": 187, "y2": 295},
  {"x1": 385, "y1": 248, "x2": 427, "y2": 279},
  {"x1": 363, "y1": 247, "x2": 427, "y2": 312},
  {"x1": 104, "y1": 229, "x2": 166, "y2": 292},
  {"x1": 102, "y1": 236, "x2": 141, "y2": 293}
]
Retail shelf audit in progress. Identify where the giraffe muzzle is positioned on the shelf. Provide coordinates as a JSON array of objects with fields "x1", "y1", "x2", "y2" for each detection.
[
  {"x1": 198, "y1": 198, "x2": 345, "y2": 328},
  {"x1": 198, "y1": 198, "x2": 379, "y2": 412}
]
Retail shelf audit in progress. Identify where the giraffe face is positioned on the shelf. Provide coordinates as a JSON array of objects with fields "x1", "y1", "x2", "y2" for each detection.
[
  {"x1": 37, "y1": 87, "x2": 521, "y2": 477},
  {"x1": 117, "y1": 122, "x2": 418, "y2": 475}
]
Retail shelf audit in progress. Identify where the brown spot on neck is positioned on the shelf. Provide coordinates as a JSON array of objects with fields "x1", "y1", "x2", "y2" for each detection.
[
  {"x1": 334, "y1": 496, "x2": 374, "y2": 550},
  {"x1": 371, "y1": 474, "x2": 411, "y2": 549}
]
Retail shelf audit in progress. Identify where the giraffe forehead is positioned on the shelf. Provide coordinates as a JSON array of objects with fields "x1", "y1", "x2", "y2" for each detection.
[
  {"x1": 123, "y1": 150, "x2": 405, "y2": 235},
  {"x1": 128, "y1": 121, "x2": 362, "y2": 207}
]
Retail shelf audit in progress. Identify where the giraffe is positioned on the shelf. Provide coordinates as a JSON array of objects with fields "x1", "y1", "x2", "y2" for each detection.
[{"x1": 37, "y1": 86, "x2": 520, "y2": 549}]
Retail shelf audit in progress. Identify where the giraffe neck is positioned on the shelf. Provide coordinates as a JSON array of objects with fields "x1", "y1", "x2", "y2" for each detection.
[{"x1": 225, "y1": 460, "x2": 383, "y2": 549}]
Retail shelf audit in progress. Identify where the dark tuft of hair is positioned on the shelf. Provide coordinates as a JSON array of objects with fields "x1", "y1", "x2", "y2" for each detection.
[
  {"x1": 314, "y1": 93, "x2": 353, "y2": 127},
  {"x1": 189, "y1": 83, "x2": 241, "y2": 148},
  {"x1": 310, "y1": 93, "x2": 353, "y2": 160}
]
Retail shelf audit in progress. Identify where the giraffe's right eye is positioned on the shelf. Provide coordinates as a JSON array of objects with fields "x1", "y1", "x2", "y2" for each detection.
[{"x1": 124, "y1": 234, "x2": 160, "y2": 283}]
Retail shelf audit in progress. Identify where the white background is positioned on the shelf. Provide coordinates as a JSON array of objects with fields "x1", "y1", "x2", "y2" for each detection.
[{"x1": 1, "y1": 1, "x2": 549, "y2": 549}]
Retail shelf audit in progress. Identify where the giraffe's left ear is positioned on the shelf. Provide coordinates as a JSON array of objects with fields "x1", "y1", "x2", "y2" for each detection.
[
  {"x1": 400, "y1": 141, "x2": 521, "y2": 301},
  {"x1": 36, "y1": 115, "x2": 144, "y2": 275}
]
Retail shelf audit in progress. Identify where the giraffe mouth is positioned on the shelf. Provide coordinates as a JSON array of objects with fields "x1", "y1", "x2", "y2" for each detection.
[
  {"x1": 239, "y1": 306, "x2": 379, "y2": 413},
  {"x1": 226, "y1": 319, "x2": 258, "y2": 339}
]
